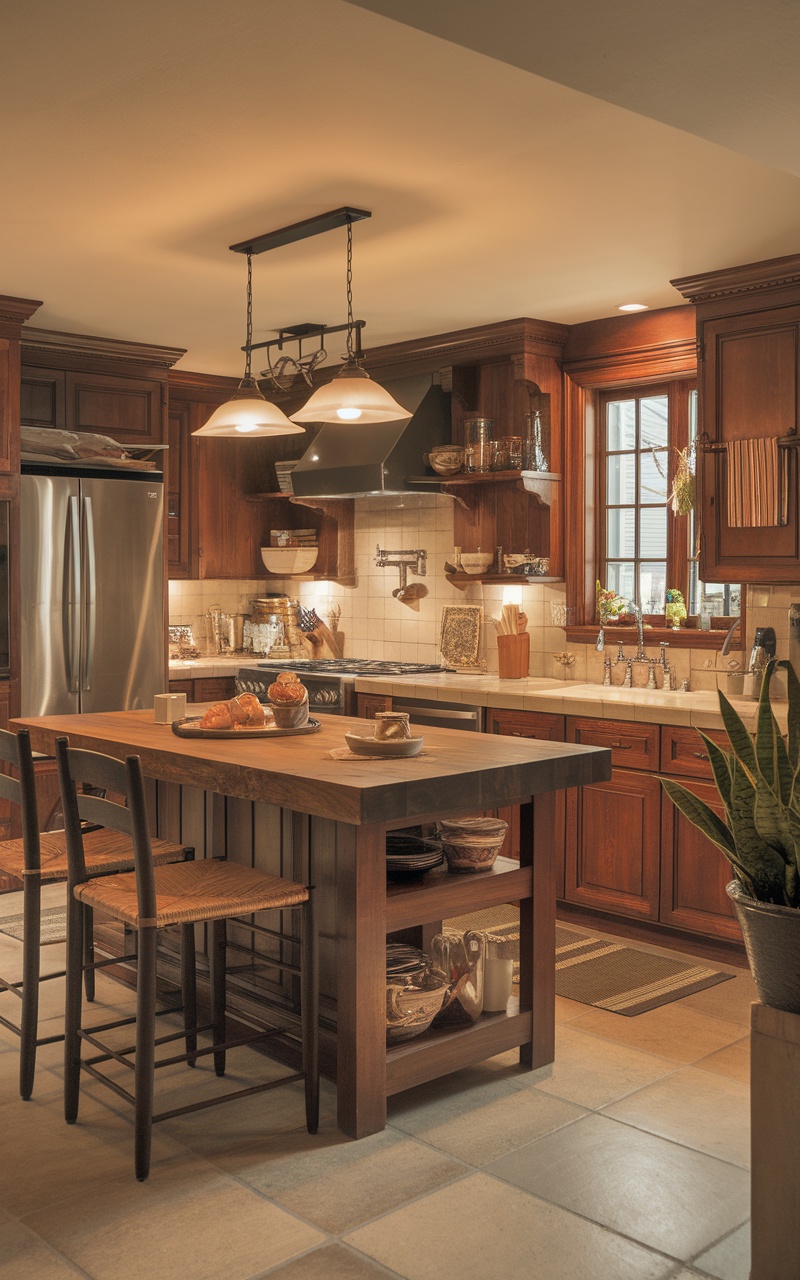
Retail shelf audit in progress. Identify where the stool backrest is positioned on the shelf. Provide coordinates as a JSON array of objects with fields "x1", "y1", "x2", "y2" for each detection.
[
  {"x1": 0, "y1": 728, "x2": 42, "y2": 872},
  {"x1": 55, "y1": 737, "x2": 156, "y2": 920}
]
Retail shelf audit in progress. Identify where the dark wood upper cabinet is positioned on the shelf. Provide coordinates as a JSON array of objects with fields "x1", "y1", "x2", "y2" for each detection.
[
  {"x1": 672, "y1": 253, "x2": 800, "y2": 583},
  {"x1": 65, "y1": 370, "x2": 164, "y2": 444},
  {"x1": 20, "y1": 365, "x2": 65, "y2": 430}
]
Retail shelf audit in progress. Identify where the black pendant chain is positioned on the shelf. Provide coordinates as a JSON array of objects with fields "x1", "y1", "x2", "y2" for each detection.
[
  {"x1": 244, "y1": 252, "x2": 253, "y2": 378},
  {"x1": 345, "y1": 221, "x2": 355, "y2": 361}
]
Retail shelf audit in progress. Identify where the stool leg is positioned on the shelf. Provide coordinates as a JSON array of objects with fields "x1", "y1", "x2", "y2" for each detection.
[
  {"x1": 64, "y1": 890, "x2": 84, "y2": 1124},
  {"x1": 134, "y1": 926, "x2": 157, "y2": 1182},
  {"x1": 19, "y1": 876, "x2": 42, "y2": 1101},
  {"x1": 82, "y1": 905, "x2": 95, "y2": 1002},
  {"x1": 180, "y1": 923, "x2": 197, "y2": 1067},
  {"x1": 210, "y1": 919, "x2": 226, "y2": 1078},
  {"x1": 301, "y1": 897, "x2": 319, "y2": 1135}
]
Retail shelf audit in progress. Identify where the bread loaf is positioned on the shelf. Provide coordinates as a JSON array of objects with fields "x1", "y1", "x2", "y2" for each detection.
[{"x1": 268, "y1": 673, "x2": 308, "y2": 705}]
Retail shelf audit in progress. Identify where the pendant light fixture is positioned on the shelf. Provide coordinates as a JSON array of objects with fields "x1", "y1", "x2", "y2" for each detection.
[
  {"x1": 290, "y1": 219, "x2": 411, "y2": 425},
  {"x1": 193, "y1": 253, "x2": 304, "y2": 438}
]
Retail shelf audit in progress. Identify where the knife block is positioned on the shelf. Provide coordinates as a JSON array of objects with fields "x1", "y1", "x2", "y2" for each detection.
[{"x1": 497, "y1": 633, "x2": 530, "y2": 679}]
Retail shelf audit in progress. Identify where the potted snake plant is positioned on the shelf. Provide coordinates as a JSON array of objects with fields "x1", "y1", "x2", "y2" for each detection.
[{"x1": 662, "y1": 659, "x2": 800, "y2": 1012}]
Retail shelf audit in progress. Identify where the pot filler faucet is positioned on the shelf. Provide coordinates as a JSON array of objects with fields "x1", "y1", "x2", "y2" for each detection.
[{"x1": 375, "y1": 545, "x2": 428, "y2": 603}]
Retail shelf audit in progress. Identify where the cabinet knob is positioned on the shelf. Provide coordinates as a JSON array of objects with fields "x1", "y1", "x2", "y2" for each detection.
[
  {"x1": 692, "y1": 750, "x2": 710, "y2": 760},
  {"x1": 609, "y1": 741, "x2": 633, "y2": 749}
]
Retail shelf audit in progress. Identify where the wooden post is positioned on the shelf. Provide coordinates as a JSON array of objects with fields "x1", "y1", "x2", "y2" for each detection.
[{"x1": 751, "y1": 1002, "x2": 800, "y2": 1279}]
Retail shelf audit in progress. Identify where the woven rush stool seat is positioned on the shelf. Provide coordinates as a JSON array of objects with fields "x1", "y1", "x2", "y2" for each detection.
[
  {"x1": 75, "y1": 860, "x2": 309, "y2": 928},
  {"x1": 0, "y1": 828, "x2": 187, "y2": 883},
  {"x1": 56, "y1": 736, "x2": 319, "y2": 1182},
  {"x1": 0, "y1": 727, "x2": 193, "y2": 1102}
]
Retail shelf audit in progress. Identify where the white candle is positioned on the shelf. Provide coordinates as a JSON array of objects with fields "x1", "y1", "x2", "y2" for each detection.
[{"x1": 483, "y1": 957, "x2": 514, "y2": 1012}]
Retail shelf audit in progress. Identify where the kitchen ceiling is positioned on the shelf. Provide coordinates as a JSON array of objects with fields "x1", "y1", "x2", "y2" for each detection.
[{"x1": 3, "y1": 0, "x2": 800, "y2": 376}]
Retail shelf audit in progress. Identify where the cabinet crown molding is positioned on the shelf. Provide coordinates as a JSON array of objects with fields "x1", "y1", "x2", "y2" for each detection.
[
  {"x1": 21, "y1": 325, "x2": 186, "y2": 369},
  {"x1": 671, "y1": 252, "x2": 800, "y2": 305},
  {"x1": 0, "y1": 294, "x2": 43, "y2": 325}
]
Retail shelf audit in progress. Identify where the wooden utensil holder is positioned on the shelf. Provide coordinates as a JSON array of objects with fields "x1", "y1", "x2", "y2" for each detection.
[{"x1": 497, "y1": 633, "x2": 530, "y2": 679}]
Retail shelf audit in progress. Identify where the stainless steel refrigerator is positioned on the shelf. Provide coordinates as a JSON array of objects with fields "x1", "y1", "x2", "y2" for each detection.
[{"x1": 20, "y1": 469, "x2": 165, "y2": 717}]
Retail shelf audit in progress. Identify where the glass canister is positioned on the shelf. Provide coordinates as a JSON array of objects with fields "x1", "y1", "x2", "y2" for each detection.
[
  {"x1": 523, "y1": 410, "x2": 550, "y2": 473},
  {"x1": 463, "y1": 417, "x2": 494, "y2": 473},
  {"x1": 493, "y1": 436, "x2": 523, "y2": 470}
]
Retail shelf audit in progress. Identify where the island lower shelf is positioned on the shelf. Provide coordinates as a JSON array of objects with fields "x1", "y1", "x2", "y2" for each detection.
[{"x1": 386, "y1": 1003, "x2": 529, "y2": 1095}]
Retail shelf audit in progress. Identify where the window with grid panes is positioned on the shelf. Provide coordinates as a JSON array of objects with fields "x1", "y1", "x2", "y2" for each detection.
[{"x1": 600, "y1": 383, "x2": 740, "y2": 619}]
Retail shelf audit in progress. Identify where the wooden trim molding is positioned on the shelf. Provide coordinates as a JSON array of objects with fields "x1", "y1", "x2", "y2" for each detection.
[
  {"x1": 21, "y1": 325, "x2": 186, "y2": 369},
  {"x1": 671, "y1": 252, "x2": 800, "y2": 305},
  {"x1": 0, "y1": 295, "x2": 43, "y2": 330},
  {"x1": 562, "y1": 338, "x2": 696, "y2": 387},
  {"x1": 564, "y1": 624, "x2": 739, "y2": 650}
]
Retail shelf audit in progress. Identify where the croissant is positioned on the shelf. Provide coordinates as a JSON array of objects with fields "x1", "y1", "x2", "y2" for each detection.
[
  {"x1": 229, "y1": 692, "x2": 267, "y2": 728},
  {"x1": 199, "y1": 702, "x2": 233, "y2": 730},
  {"x1": 268, "y1": 673, "x2": 307, "y2": 705}
]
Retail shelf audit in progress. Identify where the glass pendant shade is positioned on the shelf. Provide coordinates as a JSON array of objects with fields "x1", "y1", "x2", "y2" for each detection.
[
  {"x1": 291, "y1": 364, "x2": 412, "y2": 425},
  {"x1": 193, "y1": 377, "x2": 304, "y2": 438}
]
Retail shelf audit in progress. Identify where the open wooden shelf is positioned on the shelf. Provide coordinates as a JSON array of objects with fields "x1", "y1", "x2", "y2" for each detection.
[
  {"x1": 386, "y1": 1002, "x2": 531, "y2": 1095},
  {"x1": 386, "y1": 856, "x2": 530, "y2": 931},
  {"x1": 242, "y1": 492, "x2": 355, "y2": 586},
  {"x1": 445, "y1": 571, "x2": 564, "y2": 588}
]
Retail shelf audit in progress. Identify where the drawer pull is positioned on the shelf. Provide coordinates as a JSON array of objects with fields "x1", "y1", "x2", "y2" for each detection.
[
  {"x1": 609, "y1": 741, "x2": 633, "y2": 750},
  {"x1": 692, "y1": 750, "x2": 710, "y2": 760}
]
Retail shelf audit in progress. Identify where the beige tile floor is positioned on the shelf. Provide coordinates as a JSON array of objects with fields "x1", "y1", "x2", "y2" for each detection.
[{"x1": 0, "y1": 885, "x2": 754, "y2": 1280}]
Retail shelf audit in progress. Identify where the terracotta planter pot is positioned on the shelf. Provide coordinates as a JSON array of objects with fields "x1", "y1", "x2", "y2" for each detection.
[{"x1": 726, "y1": 880, "x2": 800, "y2": 1013}]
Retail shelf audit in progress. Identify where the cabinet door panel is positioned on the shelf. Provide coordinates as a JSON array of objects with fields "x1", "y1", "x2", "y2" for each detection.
[
  {"x1": 20, "y1": 366, "x2": 66, "y2": 429},
  {"x1": 660, "y1": 778, "x2": 741, "y2": 940},
  {"x1": 167, "y1": 403, "x2": 191, "y2": 578},
  {"x1": 66, "y1": 371, "x2": 163, "y2": 444},
  {"x1": 565, "y1": 769, "x2": 661, "y2": 920},
  {"x1": 700, "y1": 307, "x2": 800, "y2": 582}
]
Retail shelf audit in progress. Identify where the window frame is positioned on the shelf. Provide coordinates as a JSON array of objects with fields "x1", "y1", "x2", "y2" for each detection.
[{"x1": 597, "y1": 379, "x2": 693, "y2": 618}]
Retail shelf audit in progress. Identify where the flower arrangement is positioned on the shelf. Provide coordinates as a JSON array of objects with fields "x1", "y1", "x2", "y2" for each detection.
[
  {"x1": 596, "y1": 581, "x2": 628, "y2": 623},
  {"x1": 665, "y1": 588, "x2": 687, "y2": 630}
]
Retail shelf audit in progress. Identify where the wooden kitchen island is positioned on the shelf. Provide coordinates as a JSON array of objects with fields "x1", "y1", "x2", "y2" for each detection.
[{"x1": 14, "y1": 709, "x2": 610, "y2": 1138}]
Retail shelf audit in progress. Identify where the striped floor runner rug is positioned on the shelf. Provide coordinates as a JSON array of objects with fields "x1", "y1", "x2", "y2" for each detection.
[
  {"x1": 444, "y1": 907, "x2": 734, "y2": 1016},
  {"x1": 0, "y1": 906, "x2": 66, "y2": 944}
]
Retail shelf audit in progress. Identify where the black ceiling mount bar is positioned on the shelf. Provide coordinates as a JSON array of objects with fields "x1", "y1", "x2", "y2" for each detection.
[
  {"x1": 229, "y1": 207, "x2": 372, "y2": 257},
  {"x1": 244, "y1": 318, "x2": 366, "y2": 355}
]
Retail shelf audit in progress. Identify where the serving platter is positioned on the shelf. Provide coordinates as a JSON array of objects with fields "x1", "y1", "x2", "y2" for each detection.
[{"x1": 171, "y1": 716, "x2": 322, "y2": 740}]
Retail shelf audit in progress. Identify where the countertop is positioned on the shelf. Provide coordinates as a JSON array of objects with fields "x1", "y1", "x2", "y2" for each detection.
[
  {"x1": 14, "y1": 709, "x2": 610, "y2": 827},
  {"x1": 168, "y1": 658, "x2": 774, "y2": 732}
]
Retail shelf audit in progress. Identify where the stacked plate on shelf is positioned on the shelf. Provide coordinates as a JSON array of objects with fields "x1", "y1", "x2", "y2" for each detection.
[
  {"x1": 274, "y1": 460, "x2": 299, "y2": 494},
  {"x1": 386, "y1": 832, "x2": 444, "y2": 880}
]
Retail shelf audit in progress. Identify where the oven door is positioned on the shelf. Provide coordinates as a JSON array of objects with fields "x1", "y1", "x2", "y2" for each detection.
[{"x1": 390, "y1": 697, "x2": 484, "y2": 732}]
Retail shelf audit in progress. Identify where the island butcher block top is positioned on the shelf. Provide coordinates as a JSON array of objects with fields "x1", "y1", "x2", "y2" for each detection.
[{"x1": 13, "y1": 709, "x2": 611, "y2": 826}]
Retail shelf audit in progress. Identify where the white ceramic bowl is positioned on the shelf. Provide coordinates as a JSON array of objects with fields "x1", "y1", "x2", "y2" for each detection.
[
  {"x1": 345, "y1": 733, "x2": 424, "y2": 758},
  {"x1": 260, "y1": 546, "x2": 318, "y2": 575},
  {"x1": 459, "y1": 553, "x2": 493, "y2": 575}
]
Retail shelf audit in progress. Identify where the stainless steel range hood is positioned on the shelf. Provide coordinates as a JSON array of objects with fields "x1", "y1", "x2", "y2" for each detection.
[{"x1": 290, "y1": 374, "x2": 451, "y2": 499}]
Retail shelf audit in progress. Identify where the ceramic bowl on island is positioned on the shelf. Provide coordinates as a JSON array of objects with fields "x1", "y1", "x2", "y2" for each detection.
[{"x1": 439, "y1": 815, "x2": 508, "y2": 873}]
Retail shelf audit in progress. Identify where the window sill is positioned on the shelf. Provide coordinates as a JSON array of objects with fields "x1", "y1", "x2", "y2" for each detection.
[{"x1": 564, "y1": 624, "x2": 741, "y2": 651}]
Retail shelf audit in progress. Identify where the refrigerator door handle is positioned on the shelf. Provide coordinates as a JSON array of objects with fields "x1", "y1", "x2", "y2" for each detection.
[
  {"x1": 66, "y1": 496, "x2": 81, "y2": 693},
  {"x1": 82, "y1": 495, "x2": 97, "y2": 691}
]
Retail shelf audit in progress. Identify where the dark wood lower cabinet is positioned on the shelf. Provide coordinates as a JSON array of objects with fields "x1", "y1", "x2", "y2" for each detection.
[
  {"x1": 168, "y1": 677, "x2": 235, "y2": 702},
  {"x1": 660, "y1": 777, "x2": 740, "y2": 940},
  {"x1": 565, "y1": 768, "x2": 662, "y2": 921},
  {"x1": 487, "y1": 709, "x2": 565, "y2": 888}
]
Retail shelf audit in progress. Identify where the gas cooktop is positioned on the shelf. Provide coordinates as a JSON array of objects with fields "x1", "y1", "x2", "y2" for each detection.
[{"x1": 251, "y1": 659, "x2": 450, "y2": 676}]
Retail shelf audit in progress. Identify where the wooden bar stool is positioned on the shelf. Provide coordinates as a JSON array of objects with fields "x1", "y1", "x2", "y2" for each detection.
[
  {"x1": 0, "y1": 727, "x2": 192, "y2": 1100},
  {"x1": 56, "y1": 737, "x2": 319, "y2": 1182}
]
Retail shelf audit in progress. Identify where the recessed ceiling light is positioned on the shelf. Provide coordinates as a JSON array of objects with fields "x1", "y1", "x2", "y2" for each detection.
[{"x1": 618, "y1": 303, "x2": 649, "y2": 312}]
